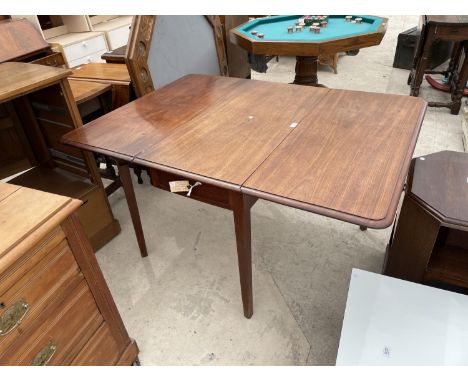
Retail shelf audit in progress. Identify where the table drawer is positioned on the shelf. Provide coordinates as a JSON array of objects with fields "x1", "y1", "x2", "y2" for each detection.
[
  {"x1": 0, "y1": 281, "x2": 103, "y2": 365},
  {"x1": 107, "y1": 25, "x2": 131, "y2": 50},
  {"x1": 71, "y1": 322, "x2": 121, "y2": 365},
  {"x1": 0, "y1": 238, "x2": 82, "y2": 354},
  {"x1": 68, "y1": 49, "x2": 107, "y2": 68},
  {"x1": 149, "y1": 168, "x2": 231, "y2": 209},
  {"x1": 64, "y1": 35, "x2": 107, "y2": 63}
]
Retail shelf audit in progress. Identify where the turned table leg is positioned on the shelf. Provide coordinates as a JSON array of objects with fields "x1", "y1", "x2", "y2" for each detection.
[
  {"x1": 293, "y1": 56, "x2": 326, "y2": 87},
  {"x1": 450, "y1": 42, "x2": 468, "y2": 115},
  {"x1": 410, "y1": 26, "x2": 435, "y2": 97},
  {"x1": 117, "y1": 162, "x2": 148, "y2": 257},
  {"x1": 230, "y1": 192, "x2": 256, "y2": 318}
]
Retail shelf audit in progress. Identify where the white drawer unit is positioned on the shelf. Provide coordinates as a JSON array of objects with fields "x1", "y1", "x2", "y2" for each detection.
[
  {"x1": 106, "y1": 25, "x2": 131, "y2": 50},
  {"x1": 92, "y1": 16, "x2": 133, "y2": 50},
  {"x1": 67, "y1": 49, "x2": 107, "y2": 68},
  {"x1": 47, "y1": 32, "x2": 108, "y2": 67}
]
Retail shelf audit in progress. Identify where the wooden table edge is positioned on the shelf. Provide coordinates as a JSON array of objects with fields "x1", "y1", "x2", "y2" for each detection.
[
  {"x1": 0, "y1": 77, "x2": 68, "y2": 104},
  {"x1": 408, "y1": 193, "x2": 468, "y2": 232},
  {"x1": 240, "y1": 186, "x2": 395, "y2": 229},
  {"x1": 69, "y1": 80, "x2": 113, "y2": 105},
  {"x1": 60, "y1": 135, "x2": 135, "y2": 163},
  {"x1": 67, "y1": 77, "x2": 131, "y2": 85}
]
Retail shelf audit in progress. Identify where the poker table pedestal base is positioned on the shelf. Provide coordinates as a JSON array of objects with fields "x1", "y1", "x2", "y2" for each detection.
[{"x1": 292, "y1": 56, "x2": 326, "y2": 87}]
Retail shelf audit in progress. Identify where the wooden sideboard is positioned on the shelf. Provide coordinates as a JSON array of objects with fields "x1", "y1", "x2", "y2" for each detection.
[{"x1": 0, "y1": 182, "x2": 138, "y2": 365}]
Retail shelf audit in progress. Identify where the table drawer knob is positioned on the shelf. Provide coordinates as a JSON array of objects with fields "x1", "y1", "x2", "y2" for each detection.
[
  {"x1": 32, "y1": 341, "x2": 57, "y2": 366},
  {"x1": 0, "y1": 298, "x2": 29, "y2": 336}
]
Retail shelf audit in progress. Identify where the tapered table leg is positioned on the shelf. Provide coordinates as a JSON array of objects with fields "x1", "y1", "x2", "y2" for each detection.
[
  {"x1": 230, "y1": 192, "x2": 255, "y2": 318},
  {"x1": 117, "y1": 162, "x2": 148, "y2": 257}
]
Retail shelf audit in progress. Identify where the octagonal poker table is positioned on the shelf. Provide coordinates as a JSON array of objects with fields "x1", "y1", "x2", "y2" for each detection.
[{"x1": 231, "y1": 15, "x2": 388, "y2": 86}]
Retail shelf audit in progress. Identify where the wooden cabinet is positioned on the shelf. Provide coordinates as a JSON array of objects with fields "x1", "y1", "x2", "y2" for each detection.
[
  {"x1": 1, "y1": 62, "x2": 120, "y2": 251},
  {"x1": 384, "y1": 151, "x2": 468, "y2": 289},
  {"x1": 0, "y1": 182, "x2": 139, "y2": 365}
]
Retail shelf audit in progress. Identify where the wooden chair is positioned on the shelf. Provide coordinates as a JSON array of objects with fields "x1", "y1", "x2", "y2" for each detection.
[
  {"x1": 125, "y1": 15, "x2": 228, "y2": 97},
  {"x1": 408, "y1": 16, "x2": 468, "y2": 114}
]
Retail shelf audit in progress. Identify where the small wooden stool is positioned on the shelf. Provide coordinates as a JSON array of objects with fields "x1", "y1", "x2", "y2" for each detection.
[
  {"x1": 408, "y1": 16, "x2": 468, "y2": 114},
  {"x1": 384, "y1": 151, "x2": 468, "y2": 290}
]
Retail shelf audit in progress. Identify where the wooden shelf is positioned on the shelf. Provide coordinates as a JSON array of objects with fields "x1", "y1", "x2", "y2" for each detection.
[{"x1": 425, "y1": 245, "x2": 468, "y2": 289}]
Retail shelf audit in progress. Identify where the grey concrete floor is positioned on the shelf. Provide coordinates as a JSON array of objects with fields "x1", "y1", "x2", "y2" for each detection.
[{"x1": 96, "y1": 16, "x2": 466, "y2": 365}]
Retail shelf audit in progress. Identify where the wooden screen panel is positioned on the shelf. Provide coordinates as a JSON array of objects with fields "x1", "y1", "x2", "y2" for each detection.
[{"x1": 126, "y1": 15, "x2": 228, "y2": 97}]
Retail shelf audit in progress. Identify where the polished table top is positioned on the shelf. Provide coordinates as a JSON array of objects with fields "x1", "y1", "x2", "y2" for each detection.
[{"x1": 62, "y1": 74, "x2": 427, "y2": 228}]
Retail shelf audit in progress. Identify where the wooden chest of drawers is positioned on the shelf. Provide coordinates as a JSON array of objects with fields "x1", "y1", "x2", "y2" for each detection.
[
  {"x1": 47, "y1": 32, "x2": 108, "y2": 68},
  {"x1": 0, "y1": 182, "x2": 138, "y2": 365}
]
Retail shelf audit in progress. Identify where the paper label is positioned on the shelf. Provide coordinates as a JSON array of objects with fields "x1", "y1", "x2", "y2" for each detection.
[{"x1": 169, "y1": 180, "x2": 190, "y2": 193}]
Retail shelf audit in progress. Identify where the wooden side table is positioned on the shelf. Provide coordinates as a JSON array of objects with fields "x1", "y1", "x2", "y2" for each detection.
[
  {"x1": 408, "y1": 16, "x2": 468, "y2": 114},
  {"x1": 384, "y1": 151, "x2": 468, "y2": 289}
]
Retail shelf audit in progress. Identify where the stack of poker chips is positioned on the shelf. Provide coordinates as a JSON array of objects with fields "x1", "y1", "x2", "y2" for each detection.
[
  {"x1": 304, "y1": 15, "x2": 329, "y2": 26},
  {"x1": 250, "y1": 30, "x2": 264, "y2": 38},
  {"x1": 289, "y1": 16, "x2": 329, "y2": 34},
  {"x1": 345, "y1": 15, "x2": 353, "y2": 22},
  {"x1": 355, "y1": 17, "x2": 363, "y2": 24}
]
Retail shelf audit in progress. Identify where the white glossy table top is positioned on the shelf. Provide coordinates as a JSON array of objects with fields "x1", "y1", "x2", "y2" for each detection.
[{"x1": 336, "y1": 269, "x2": 468, "y2": 365}]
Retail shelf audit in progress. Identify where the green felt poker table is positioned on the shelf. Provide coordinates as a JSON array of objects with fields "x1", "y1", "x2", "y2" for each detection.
[{"x1": 230, "y1": 15, "x2": 388, "y2": 86}]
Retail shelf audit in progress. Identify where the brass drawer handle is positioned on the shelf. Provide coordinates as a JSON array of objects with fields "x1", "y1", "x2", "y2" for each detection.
[
  {"x1": 0, "y1": 299, "x2": 29, "y2": 336},
  {"x1": 32, "y1": 341, "x2": 57, "y2": 366}
]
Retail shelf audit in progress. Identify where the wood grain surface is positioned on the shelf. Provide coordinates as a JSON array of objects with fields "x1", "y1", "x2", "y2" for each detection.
[
  {"x1": 69, "y1": 80, "x2": 112, "y2": 105},
  {"x1": 409, "y1": 151, "x2": 468, "y2": 229},
  {"x1": 62, "y1": 75, "x2": 247, "y2": 160},
  {"x1": 70, "y1": 63, "x2": 130, "y2": 82},
  {"x1": 0, "y1": 62, "x2": 71, "y2": 103},
  {"x1": 63, "y1": 75, "x2": 426, "y2": 227},
  {"x1": 137, "y1": 78, "x2": 328, "y2": 185},
  {"x1": 243, "y1": 90, "x2": 426, "y2": 228},
  {"x1": 0, "y1": 183, "x2": 78, "y2": 258},
  {"x1": 0, "y1": 19, "x2": 49, "y2": 63}
]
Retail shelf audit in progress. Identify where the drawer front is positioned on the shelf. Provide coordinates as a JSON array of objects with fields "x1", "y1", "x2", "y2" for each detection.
[
  {"x1": 71, "y1": 323, "x2": 121, "y2": 365},
  {"x1": 150, "y1": 168, "x2": 231, "y2": 209},
  {"x1": 0, "y1": 239, "x2": 83, "y2": 353},
  {"x1": 0, "y1": 227, "x2": 65, "y2": 296},
  {"x1": 67, "y1": 49, "x2": 107, "y2": 68},
  {"x1": 107, "y1": 25, "x2": 131, "y2": 50},
  {"x1": 0, "y1": 281, "x2": 103, "y2": 365},
  {"x1": 30, "y1": 52, "x2": 66, "y2": 68},
  {"x1": 64, "y1": 35, "x2": 107, "y2": 63}
]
